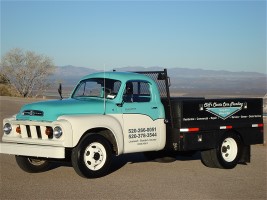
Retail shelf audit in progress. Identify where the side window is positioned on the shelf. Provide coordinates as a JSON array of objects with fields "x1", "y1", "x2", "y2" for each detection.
[
  {"x1": 123, "y1": 81, "x2": 151, "y2": 103},
  {"x1": 106, "y1": 80, "x2": 121, "y2": 99},
  {"x1": 113, "y1": 81, "x2": 121, "y2": 94}
]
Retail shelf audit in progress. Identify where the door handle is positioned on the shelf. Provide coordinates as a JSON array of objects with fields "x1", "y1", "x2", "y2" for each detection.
[{"x1": 152, "y1": 107, "x2": 158, "y2": 109}]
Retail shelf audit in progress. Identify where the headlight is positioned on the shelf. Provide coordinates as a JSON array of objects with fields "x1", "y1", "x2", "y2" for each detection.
[
  {"x1": 53, "y1": 126, "x2": 63, "y2": 138},
  {"x1": 3, "y1": 123, "x2": 12, "y2": 135}
]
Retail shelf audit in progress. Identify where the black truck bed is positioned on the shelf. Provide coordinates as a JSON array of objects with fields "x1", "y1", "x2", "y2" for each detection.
[
  {"x1": 166, "y1": 97, "x2": 263, "y2": 129},
  {"x1": 162, "y1": 97, "x2": 264, "y2": 151}
]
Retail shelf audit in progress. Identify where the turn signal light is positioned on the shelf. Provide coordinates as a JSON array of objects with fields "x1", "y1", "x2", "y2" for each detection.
[
  {"x1": 45, "y1": 127, "x2": 53, "y2": 136},
  {"x1": 16, "y1": 126, "x2": 21, "y2": 134}
]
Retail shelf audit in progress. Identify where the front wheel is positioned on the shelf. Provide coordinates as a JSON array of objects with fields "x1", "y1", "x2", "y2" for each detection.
[
  {"x1": 15, "y1": 156, "x2": 51, "y2": 173},
  {"x1": 201, "y1": 132, "x2": 243, "y2": 169},
  {"x1": 71, "y1": 135, "x2": 113, "y2": 178}
]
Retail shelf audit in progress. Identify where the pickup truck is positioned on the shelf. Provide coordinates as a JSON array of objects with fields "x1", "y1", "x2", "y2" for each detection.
[{"x1": 0, "y1": 69, "x2": 264, "y2": 178}]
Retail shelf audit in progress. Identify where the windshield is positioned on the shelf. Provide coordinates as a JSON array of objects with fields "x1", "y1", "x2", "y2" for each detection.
[{"x1": 72, "y1": 78, "x2": 121, "y2": 100}]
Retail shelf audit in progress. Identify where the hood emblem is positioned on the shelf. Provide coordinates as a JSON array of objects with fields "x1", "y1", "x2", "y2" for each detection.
[{"x1": 22, "y1": 110, "x2": 44, "y2": 116}]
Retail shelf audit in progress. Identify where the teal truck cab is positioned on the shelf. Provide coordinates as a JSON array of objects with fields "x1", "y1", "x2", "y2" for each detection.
[{"x1": 0, "y1": 69, "x2": 264, "y2": 178}]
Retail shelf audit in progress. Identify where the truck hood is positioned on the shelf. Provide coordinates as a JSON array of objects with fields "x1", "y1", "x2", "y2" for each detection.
[{"x1": 16, "y1": 98, "x2": 105, "y2": 122}]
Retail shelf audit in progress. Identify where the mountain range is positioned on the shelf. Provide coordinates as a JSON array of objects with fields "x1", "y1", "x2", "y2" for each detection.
[{"x1": 49, "y1": 65, "x2": 266, "y2": 97}]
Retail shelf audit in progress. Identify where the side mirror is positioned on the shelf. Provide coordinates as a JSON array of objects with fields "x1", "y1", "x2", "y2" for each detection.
[{"x1": 58, "y1": 83, "x2": 63, "y2": 100}]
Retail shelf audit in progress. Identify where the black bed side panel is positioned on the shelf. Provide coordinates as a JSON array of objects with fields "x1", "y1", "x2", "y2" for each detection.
[
  {"x1": 163, "y1": 98, "x2": 264, "y2": 151},
  {"x1": 181, "y1": 98, "x2": 263, "y2": 130}
]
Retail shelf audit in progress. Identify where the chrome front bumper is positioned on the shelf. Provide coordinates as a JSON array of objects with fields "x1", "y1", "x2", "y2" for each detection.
[{"x1": 0, "y1": 142, "x2": 65, "y2": 158}]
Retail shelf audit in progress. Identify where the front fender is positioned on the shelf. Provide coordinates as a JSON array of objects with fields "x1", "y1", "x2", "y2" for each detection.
[{"x1": 58, "y1": 114, "x2": 124, "y2": 155}]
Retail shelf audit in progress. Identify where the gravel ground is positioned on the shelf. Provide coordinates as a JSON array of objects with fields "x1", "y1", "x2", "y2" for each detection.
[{"x1": 0, "y1": 96, "x2": 266, "y2": 200}]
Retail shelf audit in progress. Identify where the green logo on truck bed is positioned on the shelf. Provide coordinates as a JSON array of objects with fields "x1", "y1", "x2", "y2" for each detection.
[
  {"x1": 201, "y1": 101, "x2": 246, "y2": 120},
  {"x1": 206, "y1": 107, "x2": 242, "y2": 120}
]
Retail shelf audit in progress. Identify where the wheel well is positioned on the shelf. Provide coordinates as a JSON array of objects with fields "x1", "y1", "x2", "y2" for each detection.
[
  {"x1": 79, "y1": 128, "x2": 118, "y2": 155},
  {"x1": 227, "y1": 129, "x2": 244, "y2": 144}
]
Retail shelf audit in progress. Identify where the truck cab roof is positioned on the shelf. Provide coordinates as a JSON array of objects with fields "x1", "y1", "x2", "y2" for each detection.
[{"x1": 80, "y1": 71, "x2": 155, "y2": 83}]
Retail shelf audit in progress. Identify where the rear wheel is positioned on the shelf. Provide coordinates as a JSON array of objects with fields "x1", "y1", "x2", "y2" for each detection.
[
  {"x1": 201, "y1": 132, "x2": 243, "y2": 169},
  {"x1": 15, "y1": 156, "x2": 51, "y2": 173},
  {"x1": 71, "y1": 135, "x2": 113, "y2": 178}
]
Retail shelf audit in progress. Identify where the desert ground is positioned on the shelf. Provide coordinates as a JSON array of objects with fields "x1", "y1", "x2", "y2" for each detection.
[{"x1": 0, "y1": 96, "x2": 266, "y2": 200}]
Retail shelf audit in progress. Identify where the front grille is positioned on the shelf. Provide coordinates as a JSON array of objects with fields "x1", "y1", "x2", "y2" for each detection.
[
  {"x1": 19, "y1": 125, "x2": 53, "y2": 139},
  {"x1": 26, "y1": 125, "x2": 32, "y2": 137},
  {"x1": 22, "y1": 110, "x2": 44, "y2": 116},
  {"x1": 36, "y1": 126, "x2": 42, "y2": 138}
]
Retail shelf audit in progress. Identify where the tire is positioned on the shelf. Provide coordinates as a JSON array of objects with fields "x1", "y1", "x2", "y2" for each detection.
[
  {"x1": 201, "y1": 149, "x2": 217, "y2": 168},
  {"x1": 71, "y1": 135, "x2": 113, "y2": 178},
  {"x1": 15, "y1": 156, "x2": 51, "y2": 173},
  {"x1": 201, "y1": 132, "x2": 243, "y2": 169}
]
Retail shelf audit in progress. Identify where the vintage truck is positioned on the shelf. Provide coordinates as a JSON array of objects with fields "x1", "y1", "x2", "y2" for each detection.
[{"x1": 0, "y1": 69, "x2": 264, "y2": 178}]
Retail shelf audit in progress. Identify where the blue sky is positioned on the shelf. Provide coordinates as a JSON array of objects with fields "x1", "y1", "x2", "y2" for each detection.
[{"x1": 1, "y1": 0, "x2": 266, "y2": 73}]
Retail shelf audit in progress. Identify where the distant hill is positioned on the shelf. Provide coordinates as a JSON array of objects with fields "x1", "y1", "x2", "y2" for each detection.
[
  {"x1": 50, "y1": 65, "x2": 99, "y2": 86},
  {"x1": 48, "y1": 65, "x2": 266, "y2": 97}
]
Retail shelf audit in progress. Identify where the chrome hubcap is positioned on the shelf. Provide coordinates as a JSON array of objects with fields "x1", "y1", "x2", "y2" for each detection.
[{"x1": 84, "y1": 142, "x2": 106, "y2": 171}]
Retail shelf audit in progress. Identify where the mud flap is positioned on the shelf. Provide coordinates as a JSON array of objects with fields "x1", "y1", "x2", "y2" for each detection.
[{"x1": 239, "y1": 145, "x2": 251, "y2": 164}]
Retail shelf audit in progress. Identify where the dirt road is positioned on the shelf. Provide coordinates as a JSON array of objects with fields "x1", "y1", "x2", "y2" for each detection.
[{"x1": 0, "y1": 96, "x2": 266, "y2": 199}]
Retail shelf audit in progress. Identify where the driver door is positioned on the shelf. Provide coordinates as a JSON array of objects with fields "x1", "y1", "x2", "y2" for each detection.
[{"x1": 121, "y1": 81, "x2": 163, "y2": 153}]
